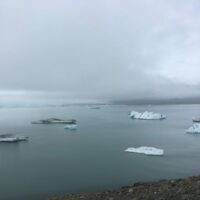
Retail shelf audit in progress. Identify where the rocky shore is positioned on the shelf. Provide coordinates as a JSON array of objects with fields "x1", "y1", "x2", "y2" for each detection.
[{"x1": 48, "y1": 176, "x2": 200, "y2": 200}]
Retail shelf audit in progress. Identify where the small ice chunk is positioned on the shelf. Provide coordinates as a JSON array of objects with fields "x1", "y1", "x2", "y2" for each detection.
[
  {"x1": 90, "y1": 106, "x2": 101, "y2": 109},
  {"x1": 125, "y1": 146, "x2": 164, "y2": 156},
  {"x1": 186, "y1": 123, "x2": 200, "y2": 134},
  {"x1": 130, "y1": 111, "x2": 166, "y2": 120},
  {"x1": 64, "y1": 124, "x2": 77, "y2": 130},
  {"x1": 0, "y1": 134, "x2": 28, "y2": 142}
]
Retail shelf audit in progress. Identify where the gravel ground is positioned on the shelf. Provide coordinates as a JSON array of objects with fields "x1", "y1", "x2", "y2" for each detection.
[{"x1": 48, "y1": 176, "x2": 200, "y2": 200}]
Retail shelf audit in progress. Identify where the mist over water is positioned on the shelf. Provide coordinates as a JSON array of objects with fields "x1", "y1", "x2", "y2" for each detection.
[{"x1": 0, "y1": 91, "x2": 106, "y2": 108}]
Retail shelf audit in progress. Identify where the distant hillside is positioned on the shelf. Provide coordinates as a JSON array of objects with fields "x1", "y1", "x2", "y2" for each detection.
[{"x1": 112, "y1": 96, "x2": 200, "y2": 105}]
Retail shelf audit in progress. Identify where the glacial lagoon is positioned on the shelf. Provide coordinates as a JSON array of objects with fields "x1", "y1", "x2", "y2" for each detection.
[{"x1": 0, "y1": 104, "x2": 200, "y2": 200}]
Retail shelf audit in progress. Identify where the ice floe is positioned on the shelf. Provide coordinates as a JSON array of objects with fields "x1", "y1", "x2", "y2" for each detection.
[
  {"x1": 0, "y1": 134, "x2": 28, "y2": 142},
  {"x1": 64, "y1": 124, "x2": 77, "y2": 130},
  {"x1": 125, "y1": 146, "x2": 164, "y2": 156},
  {"x1": 32, "y1": 118, "x2": 76, "y2": 124},
  {"x1": 130, "y1": 111, "x2": 166, "y2": 120},
  {"x1": 90, "y1": 106, "x2": 101, "y2": 109},
  {"x1": 186, "y1": 124, "x2": 200, "y2": 134}
]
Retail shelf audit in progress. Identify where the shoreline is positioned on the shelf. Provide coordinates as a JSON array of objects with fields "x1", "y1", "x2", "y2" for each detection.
[{"x1": 48, "y1": 175, "x2": 200, "y2": 200}]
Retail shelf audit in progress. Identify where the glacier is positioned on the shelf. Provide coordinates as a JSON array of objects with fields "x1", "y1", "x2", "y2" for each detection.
[
  {"x1": 130, "y1": 111, "x2": 166, "y2": 120},
  {"x1": 125, "y1": 146, "x2": 164, "y2": 156}
]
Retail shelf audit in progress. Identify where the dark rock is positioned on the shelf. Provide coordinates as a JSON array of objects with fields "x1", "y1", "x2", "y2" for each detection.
[{"x1": 48, "y1": 176, "x2": 200, "y2": 200}]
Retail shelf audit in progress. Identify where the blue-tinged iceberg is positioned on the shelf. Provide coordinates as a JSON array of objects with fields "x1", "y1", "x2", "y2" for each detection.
[
  {"x1": 186, "y1": 124, "x2": 200, "y2": 134},
  {"x1": 130, "y1": 111, "x2": 166, "y2": 120},
  {"x1": 64, "y1": 124, "x2": 77, "y2": 130},
  {"x1": 125, "y1": 146, "x2": 164, "y2": 156}
]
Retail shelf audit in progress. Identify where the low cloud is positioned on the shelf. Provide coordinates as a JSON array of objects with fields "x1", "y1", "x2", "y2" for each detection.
[{"x1": 0, "y1": 0, "x2": 200, "y2": 101}]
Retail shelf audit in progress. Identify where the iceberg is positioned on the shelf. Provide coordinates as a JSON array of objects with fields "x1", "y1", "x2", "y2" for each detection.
[
  {"x1": 186, "y1": 124, "x2": 200, "y2": 134},
  {"x1": 125, "y1": 146, "x2": 164, "y2": 156},
  {"x1": 32, "y1": 118, "x2": 76, "y2": 124},
  {"x1": 0, "y1": 134, "x2": 28, "y2": 142},
  {"x1": 64, "y1": 124, "x2": 77, "y2": 130},
  {"x1": 130, "y1": 111, "x2": 166, "y2": 120},
  {"x1": 193, "y1": 118, "x2": 200, "y2": 123}
]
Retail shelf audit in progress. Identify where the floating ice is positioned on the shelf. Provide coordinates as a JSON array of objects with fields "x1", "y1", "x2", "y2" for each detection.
[
  {"x1": 90, "y1": 106, "x2": 101, "y2": 109},
  {"x1": 130, "y1": 111, "x2": 166, "y2": 120},
  {"x1": 64, "y1": 124, "x2": 77, "y2": 130},
  {"x1": 125, "y1": 146, "x2": 164, "y2": 156},
  {"x1": 32, "y1": 118, "x2": 76, "y2": 124},
  {"x1": 186, "y1": 124, "x2": 200, "y2": 134},
  {"x1": 0, "y1": 134, "x2": 28, "y2": 142},
  {"x1": 193, "y1": 118, "x2": 200, "y2": 123}
]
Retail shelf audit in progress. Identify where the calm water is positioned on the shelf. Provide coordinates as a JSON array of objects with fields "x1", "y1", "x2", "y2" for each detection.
[{"x1": 1, "y1": 104, "x2": 200, "y2": 200}]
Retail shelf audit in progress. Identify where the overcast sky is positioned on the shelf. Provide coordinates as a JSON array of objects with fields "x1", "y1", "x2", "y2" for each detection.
[{"x1": 1, "y1": 0, "x2": 200, "y2": 101}]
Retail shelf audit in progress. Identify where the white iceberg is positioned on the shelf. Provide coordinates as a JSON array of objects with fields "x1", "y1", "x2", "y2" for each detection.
[
  {"x1": 186, "y1": 123, "x2": 200, "y2": 134},
  {"x1": 125, "y1": 146, "x2": 164, "y2": 156},
  {"x1": 130, "y1": 111, "x2": 166, "y2": 120},
  {"x1": 64, "y1": 124, "x2": 77, "y2": 130},
  {"x1": 0, "y1": 134, "x2": 28, "y2": 142}
]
